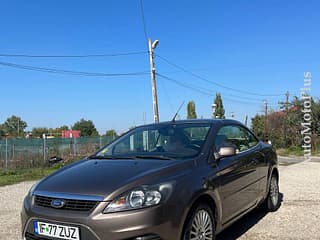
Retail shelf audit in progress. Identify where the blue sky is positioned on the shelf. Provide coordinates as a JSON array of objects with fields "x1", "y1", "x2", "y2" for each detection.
[{"x1": 0, "y1": 0, "x2": 319, "y2": 134}]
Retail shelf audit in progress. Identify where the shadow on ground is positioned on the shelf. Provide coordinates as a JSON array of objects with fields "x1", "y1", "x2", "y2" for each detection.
[{"x1": 216, "y1": 193, "x2": 283, "y2": 240}]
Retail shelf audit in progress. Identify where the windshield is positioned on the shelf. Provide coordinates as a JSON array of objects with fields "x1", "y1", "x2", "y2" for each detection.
[{"x1": 94, "y1": 123, "x2": 211, "y2": 160}]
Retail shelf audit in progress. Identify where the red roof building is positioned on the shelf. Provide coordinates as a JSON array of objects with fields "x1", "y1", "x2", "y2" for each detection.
[{"x1": 61, "y1": 130, "x2": 81, "y2": 138}]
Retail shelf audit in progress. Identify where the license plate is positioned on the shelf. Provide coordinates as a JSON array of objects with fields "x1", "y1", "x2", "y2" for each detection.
[{"x1": 34, "y1": 221, "x2": 80, "y2": 240}]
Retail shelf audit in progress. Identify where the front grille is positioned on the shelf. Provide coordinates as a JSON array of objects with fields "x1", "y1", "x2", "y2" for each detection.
[
  {"x1": 35, "y1": 195, "x2": 98, "y2": 211},
  {"x1": 25, "y1": 232, "x2": 50, "y2": 240}
]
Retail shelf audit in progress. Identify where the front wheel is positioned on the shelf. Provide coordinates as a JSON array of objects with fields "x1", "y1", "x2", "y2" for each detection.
[
  {"x1": 183, "y1": 204, "x2": 215, "y2": 240},
  {"x1": 265, "y1": 174, "x2": 280, "y2": 211}
]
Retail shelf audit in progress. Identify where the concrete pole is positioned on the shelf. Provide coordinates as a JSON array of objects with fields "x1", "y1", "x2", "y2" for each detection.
[
  {"x1": 43, "y1": 134, "x2": 46, "y2": 163},
  {"x1": 264, "y1": 101, "x2": 268, "y2": 142},
  {"x1": 148, "y1": 38, "x2": 159, "y2": 123},
  {"x1": 212, "y1": 103, "x2": 216, "y2": 119},
  {"x1": 5, "y1": 136, "x2": 8, "y2": 169},
  {"x1": 285, "y1": 91, "x2": 289, "y2": 145}
]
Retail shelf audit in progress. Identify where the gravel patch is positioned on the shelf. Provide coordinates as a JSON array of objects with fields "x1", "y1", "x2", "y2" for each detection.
[{"x1": 0, "y1": 181, "x2": 35, "y2": 240}]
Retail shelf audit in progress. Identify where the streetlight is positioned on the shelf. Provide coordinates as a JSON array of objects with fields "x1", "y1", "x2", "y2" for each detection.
[{"x1": 148, "y1": 38, "x2": 160, "y2": 123}]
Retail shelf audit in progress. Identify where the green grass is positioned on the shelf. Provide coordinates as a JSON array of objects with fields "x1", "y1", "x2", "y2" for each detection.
[
  {"x1": 0, "y1": 163, "x2": 64, "y2": 187},
  {"x1": 276, "y1": 146, "x2": 320, "y2": 157},
  {"x1": 277, "y1": 147, "x2": 303, "y2": 157}
]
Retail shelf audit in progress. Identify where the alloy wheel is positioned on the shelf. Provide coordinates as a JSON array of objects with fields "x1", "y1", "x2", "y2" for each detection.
[
  {"x1": 189, "y1": 209, "x2": 213, "y2": 240},
  {"x1": 270, "y1": 176, "x2": 279, "y2": 206}
]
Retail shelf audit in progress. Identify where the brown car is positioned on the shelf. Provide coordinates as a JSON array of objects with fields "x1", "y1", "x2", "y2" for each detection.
[{"x1": 21, "y1": 119, "x2": 280, "y2": 240}]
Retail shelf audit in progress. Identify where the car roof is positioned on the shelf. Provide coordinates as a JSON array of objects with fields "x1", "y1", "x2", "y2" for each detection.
[{"x1": 138, "y1": 119, "x2": 244, "y2": 128}]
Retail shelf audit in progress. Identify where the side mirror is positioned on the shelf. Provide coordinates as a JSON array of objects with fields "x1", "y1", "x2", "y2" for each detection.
[{"x1": 218, "y1": 146, "x2": 236, "y2": 158}]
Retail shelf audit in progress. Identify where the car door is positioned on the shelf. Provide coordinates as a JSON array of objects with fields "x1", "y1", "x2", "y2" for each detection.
[
  {"x1": 245, "y1": 129, "x2": 267, "y2": 198},
  {"x1": 215, "y1": 125, "x2": 260, "y2": 224}
]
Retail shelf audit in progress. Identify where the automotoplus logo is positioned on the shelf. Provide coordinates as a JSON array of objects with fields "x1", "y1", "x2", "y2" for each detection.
[{"x1": 301, "y1": 72, "x2": 312, "y2": 160}]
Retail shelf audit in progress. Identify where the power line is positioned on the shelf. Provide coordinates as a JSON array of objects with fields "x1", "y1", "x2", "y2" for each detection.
[
  {"x1": 139, "y1": 0, "x2": 149, "y2": 44},
  {"x1": 158, "y1": 76, "x2": 175, "y2": 114},
  {"x1": 156, "y1": 69, "x2": 298, "y2": 100},
  {"x1": 155, "y1": 54, "x2": 284, "y2": 97},
  {"x1": 157, "y1": 73, "x2": 279, "y2": 106},
  {"x1": 0, "y1": 61, "x2": 149, "y2": 77},
  {"x1": 0, "y1": 51, "x2": 147, "y2": 58},
  {"x1": 157, "y1": 73, "x2": 213, "y2": 96}
]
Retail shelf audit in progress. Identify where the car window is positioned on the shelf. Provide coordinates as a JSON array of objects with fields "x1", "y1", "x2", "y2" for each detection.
[
  {"x1": 215, "y1": 125, "x2": 258, "y2": 152},
  {"x1": 97, "y1": 124, "x2": 211, "y2": 159}
]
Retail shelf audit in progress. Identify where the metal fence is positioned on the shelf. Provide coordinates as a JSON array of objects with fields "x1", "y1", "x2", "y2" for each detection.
[{"x1": 0, "y1": 136, "x2": 114, "y2": 169}]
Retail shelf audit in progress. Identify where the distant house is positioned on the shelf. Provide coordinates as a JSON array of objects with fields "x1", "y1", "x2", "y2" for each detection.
[{"x1": 61, "y1": 130, "x2": 80, "y2": 138}]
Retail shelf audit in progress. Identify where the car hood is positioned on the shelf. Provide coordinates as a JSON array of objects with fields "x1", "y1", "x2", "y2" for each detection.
[{"x1": 35, "y1": 159, "x2": 184, "y2": 200}]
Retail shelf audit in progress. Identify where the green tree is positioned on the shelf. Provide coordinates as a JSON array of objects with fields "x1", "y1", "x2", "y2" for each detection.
[
  {"x1": 311, "y1": 99, "x2": 320, "y2": 152},
  {"x1": 72, "y1": 119, "x2": 99, "y2": 137},
  {"x1": 3, "y1": 115, "x2": 27, "y2": 137},
  {"x1": 105, "y1": 129, "x2": 118, "y2": 139},
  {"x1": 32, "y1": 127, "x2": 49, "y2": 138},
  {"x1": 311, "y1": 99, "x2": 320, "y2": 136},
  {"x1": 214, "y1": 93, "x2": 225, "y2": 119},
  {"x1": 0, "y1": 124, "x2": 5, "y2": 137},
  {"x1": 187, "y1": 100, "x2": 197, "y2": 119},
  {"x1": 251, "y1": 114, "x2": 265, "y2": 140},
  {"x1": 56, "y1": 125, "x2": 69, "y2": 131},
  {"x1": 49, "y1": 125, "x2": 69, "y2": 137}
]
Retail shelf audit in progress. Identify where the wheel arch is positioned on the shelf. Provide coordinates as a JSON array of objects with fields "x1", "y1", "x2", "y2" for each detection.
[
  {"x1": 271, "y1": 167, "x2": 279, "y2": 180},
  {"x1": 179, "y1": 192, "x2": 221, "y2": 239},
  {"x1": 263, "y1": 165, "x2": 279, "y2": 201},
  {"x1": 269, "y1": 166, "x2": 279, "y2": 183}
]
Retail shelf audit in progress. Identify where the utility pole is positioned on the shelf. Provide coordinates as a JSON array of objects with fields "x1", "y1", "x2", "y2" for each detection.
[
  {"x1": 43, "y1": 133, "x2": 46, "y2": 163},
  {"x1": 285, "y1": 91, "x2": 290, "y2": 112},
  {"x1": 264, "y1": 100, "x2": 268, "y2": 142},
  {"x1": 211, "y1": 103, "x2": 216, "y2": 119},
  {"x1": 284, "y1": 91, "x2": 289, "y2": 146},
  {"x1": 5, "y1": 134, "x2": 8, "y2": 169},
  {"x1": 244, "y1": 115, "x2": 248, "y2": 126},
  {"x1": 17, "y1": 119, "x2": 20, "y2": 138},
  {"x1": 148, "y1": 38, "x2": 160, "y2": 123},
  {"x1": 143, "y1": 112, "x2": 146, "y2": 125}
]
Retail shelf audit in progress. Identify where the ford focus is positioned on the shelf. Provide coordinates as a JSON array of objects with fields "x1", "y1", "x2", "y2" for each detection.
[{"x1": 21, "y1": 119, "x2": 280, "y2": 240}]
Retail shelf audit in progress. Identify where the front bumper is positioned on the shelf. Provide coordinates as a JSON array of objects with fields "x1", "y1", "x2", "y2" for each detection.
[{"x1": 21, "y1": 196, "x2": 182, "y2": 240}]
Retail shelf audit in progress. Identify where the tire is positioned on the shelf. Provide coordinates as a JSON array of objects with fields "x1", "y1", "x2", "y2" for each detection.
[
  {"x1": 265, "y1": 174, "x2": 280, "y2": 212},
  {"x1": 183, "y1": 204, "x2": 215, "y2": 240}
]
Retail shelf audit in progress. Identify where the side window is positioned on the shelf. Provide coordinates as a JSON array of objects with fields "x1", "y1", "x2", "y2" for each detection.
[
  {"x1": 215, "y1": 125, "x2": 258, "y2": 153},
  {"x1": 246, "y1": 129, "x2": 259, "y2": 148}
]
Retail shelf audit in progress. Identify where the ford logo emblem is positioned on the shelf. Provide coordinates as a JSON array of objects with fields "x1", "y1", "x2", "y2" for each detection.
[{"x1": 50, "y1": 199, "x2": 66, "y2": 209}]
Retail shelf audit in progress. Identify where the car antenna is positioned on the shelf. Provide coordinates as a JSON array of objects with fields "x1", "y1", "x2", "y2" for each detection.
[{"x1": 172, "y1": 101, "x2": 185, "y2": 122}]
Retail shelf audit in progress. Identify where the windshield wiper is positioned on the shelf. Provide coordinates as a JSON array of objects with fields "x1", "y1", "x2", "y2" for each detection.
[
  {"x1": 132, "y1": 155, "x2": 173, "y2": 160},
  {"x1": 88, "y1": 155, "x2": 173, "y2": 160},
  {"x1": 88, "y1": 155, "x2": 136, "y2": 160}
]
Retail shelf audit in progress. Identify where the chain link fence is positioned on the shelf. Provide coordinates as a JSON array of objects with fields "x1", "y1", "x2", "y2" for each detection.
[{"x1": 0, "y1": 136, "x2": 114, "y2": 169}]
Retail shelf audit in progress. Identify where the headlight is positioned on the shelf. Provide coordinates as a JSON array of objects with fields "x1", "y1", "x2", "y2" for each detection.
[{"x1": 104, "y1": 182, "x2": 173, "y2": 213}]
